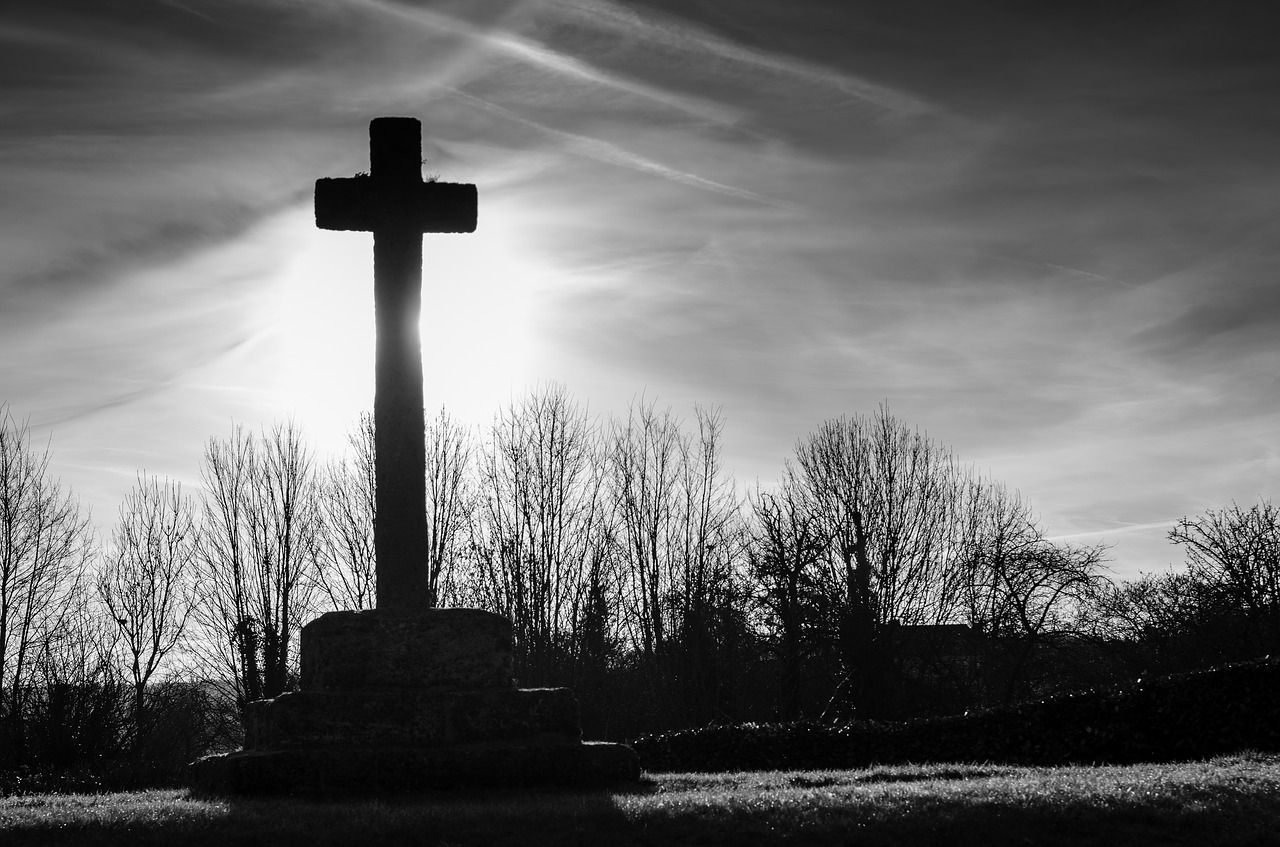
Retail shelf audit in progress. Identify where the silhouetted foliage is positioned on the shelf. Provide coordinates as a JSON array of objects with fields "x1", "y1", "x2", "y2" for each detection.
[
  {"x1": 314, "y1": 413, "x2": 377, "y2": 611},
  {"x1": 191, "y1": 421, "x2": 321, "y2": 723},
  {"x1": 748, "y1": 481, "x2": 830, "y2": 720},
  {"x1": 1170, "y1": 500, "x2": 1280, "y2": 657},
  {"x1": 0, "y1": 405, "x2": 95, "y2": 767},
  {"x1": 465, "y1": 384, "x2": 610, "y2": 687},
  {"x1": 97, "y1": 472, "x2": 196, "y2": 746},
  {"x1": 5, "y1": 394, "x2": 1280, "y2": 789}
]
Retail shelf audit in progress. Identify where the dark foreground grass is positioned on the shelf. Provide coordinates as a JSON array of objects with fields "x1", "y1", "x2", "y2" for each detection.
[{"x1": 4, "y1": 753, "x2": 1280, "y2": 846}]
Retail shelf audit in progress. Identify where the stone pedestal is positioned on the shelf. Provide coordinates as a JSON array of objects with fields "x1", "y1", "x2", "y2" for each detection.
[{"x1": 190, "y1": 609, "x2": 640, "y2": 795}]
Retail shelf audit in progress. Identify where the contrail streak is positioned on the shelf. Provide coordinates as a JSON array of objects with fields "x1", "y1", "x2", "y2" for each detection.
[
  {"x1": 554, "y1": 0, "x2": 933, "y2": 116},
  {"x1": 450, "y1": 88, "x2": 800, "y2": 210},
  {"x1": 341, "y1": 0, "x2": 744, "y2": 126},
  {"x1": 1048, "y1": 519, "x2": 1177, "y2": 542}
]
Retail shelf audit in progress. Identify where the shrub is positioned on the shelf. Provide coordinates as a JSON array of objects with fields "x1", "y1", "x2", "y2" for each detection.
[{"x1": 631, "y1": 655, "x2": 1280, "y2": 773}]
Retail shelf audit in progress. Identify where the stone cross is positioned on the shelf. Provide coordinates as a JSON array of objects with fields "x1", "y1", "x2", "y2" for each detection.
[{"x1": 314, "y1": 117, "x2": 477, "y2": 611}]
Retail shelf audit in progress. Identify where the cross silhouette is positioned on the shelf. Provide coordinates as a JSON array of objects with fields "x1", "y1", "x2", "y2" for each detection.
[{"x1": 315, "y1": 117, "x2": 477, "y2": 611}]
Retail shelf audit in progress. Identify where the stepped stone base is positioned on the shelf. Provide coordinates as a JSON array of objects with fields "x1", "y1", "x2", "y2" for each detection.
[
  {"x1": 246, "y1": 687, "x2": 582, "y2": 749},
  {"x1": 191, "y1": 741, "x2": 640, "y2": 795},
  {"x1": 189, "y1": 608, "x2": 640, "y2": 795}
]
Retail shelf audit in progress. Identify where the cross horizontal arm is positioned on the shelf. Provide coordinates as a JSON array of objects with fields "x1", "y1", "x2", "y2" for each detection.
[{"x1": 315, "y1": 178, "x2": 477, "y2": 234}]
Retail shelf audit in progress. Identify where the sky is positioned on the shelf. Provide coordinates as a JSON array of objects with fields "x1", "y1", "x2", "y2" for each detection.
[{"x1": 2, "y1": 0, "x2": 1278, "y2": 581}]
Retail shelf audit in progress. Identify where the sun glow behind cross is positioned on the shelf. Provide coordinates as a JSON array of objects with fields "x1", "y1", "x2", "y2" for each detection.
[{"x1": 268, "y1": 199, "x2": 539, "y2": 450}]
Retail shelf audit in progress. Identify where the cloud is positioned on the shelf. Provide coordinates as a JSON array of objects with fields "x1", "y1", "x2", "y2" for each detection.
[
  {"x1": 1126, "y1": 225, "x2": 1280, "y2": 364},
  {"x1": 4, "y1": 208, "x2": 305, "y2": 429},
  {"x1": 448, "y1": 88, "x2": 797, "y2": 208},
  {"x1": 541, "y1": 0, "x2": 933, "y2": 116},
  {"x1": 2, "y1": 0, "x2": 1278, "y2": 582}
]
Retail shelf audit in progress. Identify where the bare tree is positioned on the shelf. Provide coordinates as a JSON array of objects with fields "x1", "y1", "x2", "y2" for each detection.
[
  {"x1": 955, "y1": 477, "x2": 1112, "y2": 702},
  {"x1": 672, "y1": 405, "x2": 744, "y2": 724},
  {"x1": 955, "y1": 479, "x2": 1044, "y2": 634},
  {"x1": 97, "y1": 472, "x2": 195, "y2": 737},
  {"x1": 609, "y1": 398, "x2": 684, "y2": 668},
  {"x1": 29, "y1": 578, "x2": 125, "y2": 769},
  {"x1": 789, "y1": 405, "x2": 964, "y2": 715},
  {"x1": 424, "y1": 407, "x2": 473, "y2": 608},
  {"x1": 315, "y1": 414, "x2": 376, "y2": 611},
  {"x1": 789, "y1": 412, "x2": 876, "y2": 715},
  {"x1": 749, "y1": 480, "x2": 829, "y2": 721},
  {"x1": 1084, "y1": 501, "x2": 1280, "y2": 674},
  {"x1": 1092, "y1": 570, "x2": 1236, "y2": 673},
  {"x1": 993, "y1": 542, "x2": 1108, "y2": 702},
  {"x1": 468, "y1": 384, "x2": 610, "y2": 685},
  {"x1": 1169, "y1": 500, "x2": 1280, "y2": 654},
  {"x1": 0, "y1": 406, "x2": 95, "y2": 759},
  {"x1": 1096, "y1": 570, "x2": 1205, "y2": 644},
  {"x1": 192, "y1": 421, "x2": 321, "y2": 717},
  {"x1": 608, "y1": 398, "x2": 743, "y2": 724}
]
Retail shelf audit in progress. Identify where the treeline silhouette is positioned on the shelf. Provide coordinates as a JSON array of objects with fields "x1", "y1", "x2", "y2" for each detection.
[{"x1": 1, "y1": 390, "x2": 1276, "y2": 791}]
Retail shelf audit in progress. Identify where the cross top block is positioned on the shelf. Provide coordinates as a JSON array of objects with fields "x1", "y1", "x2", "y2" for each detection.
[{"x1": 315, "y1": 117, "x2": 477, "y2": 234}]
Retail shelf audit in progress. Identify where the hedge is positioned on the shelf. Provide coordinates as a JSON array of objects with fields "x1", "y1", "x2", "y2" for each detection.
[{"x1": 630, "y1": 655, "x2": 1280, "y2": 773}]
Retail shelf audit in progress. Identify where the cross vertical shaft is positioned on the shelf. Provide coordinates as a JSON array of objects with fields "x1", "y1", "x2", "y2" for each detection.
[
  {"x1": 369, "y1": 118, "x2": 428, "y2": 610},
  {"x1": 373, "y1": 225, "x2": 428, "y2": 608}
]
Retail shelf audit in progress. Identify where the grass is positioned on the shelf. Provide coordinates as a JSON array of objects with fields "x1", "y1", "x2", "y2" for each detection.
[{"x1": 3, "y1": 753, "x2": 1280, "y2": 846}]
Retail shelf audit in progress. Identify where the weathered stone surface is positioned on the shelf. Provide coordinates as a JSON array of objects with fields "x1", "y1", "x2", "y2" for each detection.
[
  {"x1": 302, "y1": 608, "x2": 514, "y2": 691},
  {"x1": 315, "y1": 176, "x2": 477, "y2": 234},
  {"x1": 246, "y1": 687, "x2": 581, "y2": 750},
  {"x1": 190, "y1": 741, "x2": 641, "y2": 795}
]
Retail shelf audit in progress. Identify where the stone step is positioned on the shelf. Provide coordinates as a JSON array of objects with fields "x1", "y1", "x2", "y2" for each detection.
[
  {"x1": 246, "y1": 686, "x2": 582, "y2": 750},
  {"x1": 190, "y1": 741, "x2": 641, "y2": 795},
  {"x1": 301, "y1": 608, "x2": 514, "y2": 691}
]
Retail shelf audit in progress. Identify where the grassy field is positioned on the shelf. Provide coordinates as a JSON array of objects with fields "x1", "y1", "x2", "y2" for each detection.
[{"x1": 3, "y1": 753, "x2": 1279, "y2": 846}]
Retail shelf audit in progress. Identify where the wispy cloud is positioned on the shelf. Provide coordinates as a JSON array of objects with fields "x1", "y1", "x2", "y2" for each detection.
[
  {"x1": 550, "y1": 0, "x2": 934, "y2": 116},
  {"x1": 336, "y1": 0, "x2": 746, "y2": 126},
  {"x1": 1, "y1": 0, "x2": 1277, "y2": 579},
  {"x1": 1049, "y1": 520, "x2": 1179, "y2": 543},
  {"x1": 448, "y1": 88, "x2": 798, "y2": 209}
]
